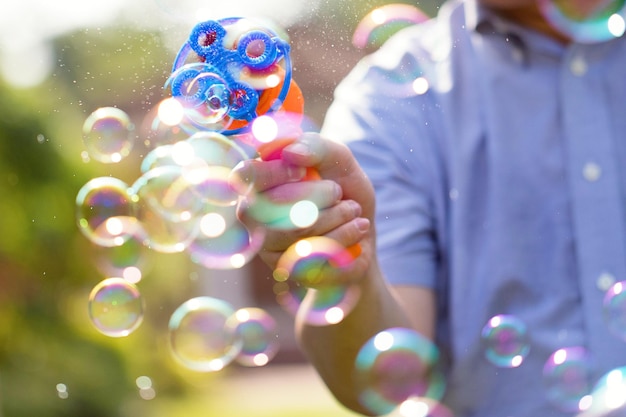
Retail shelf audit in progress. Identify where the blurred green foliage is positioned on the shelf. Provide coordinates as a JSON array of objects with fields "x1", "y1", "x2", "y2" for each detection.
[{"x1": 0, "y1": 1, "x2": 443, "y2": 415}]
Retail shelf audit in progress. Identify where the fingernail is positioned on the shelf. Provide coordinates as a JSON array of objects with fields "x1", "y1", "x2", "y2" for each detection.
[
  {"x1": 286, "y1": 142, "x2": 310, "y2": 157},
  {"x1": 348, "y1": 200, "x2": 362, "y2": 217},
  {"x1": 355, "y1": 217, "x2": 370, "y2": 233},
  {"x1": 334, "y1": 183, "x2": 343, "y2": 202},
  {"x1": 287, "y1": 165, "x2": 306, "y2": 180}
]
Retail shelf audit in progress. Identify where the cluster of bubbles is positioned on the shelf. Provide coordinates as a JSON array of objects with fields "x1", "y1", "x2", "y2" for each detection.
[
  {"x1": 76, "y1": 15, "x2": 368, "y2": 378},
  {"x1": 169, "y1": 297, "x2": 279, "y2": 371},
  {"x1": 476, "y1": 277, "x2": 626, "y2": 415}
]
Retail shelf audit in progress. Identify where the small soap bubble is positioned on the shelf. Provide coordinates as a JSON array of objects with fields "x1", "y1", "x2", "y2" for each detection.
[
  {"x1": 274, "y1": 236, "x2": 360, "y2": 325},
  {"x1": 168, "y1": 296, "x2": 242, "y2": 372},
  {"x1": 88, "y1": 277, "x2": 144, "y2": 337},
  {"x1": 187, "y1": 72, "x2": 231, "y2": 124},
  {"x1": 94, "y1": 235, "x2": 149, "y2": 283},
  {"x1": 185, "y1": 131, "x2": 255, "y2": 205},
  {"x1": 140, "y1": 100, "x2": 191, "y2": 149},
  {"x1": 354, "y1": 328, "x2": 443, "y2": 415},
  {"x1": 275, "y1": 236, "x2": 357, "y2": 286},
  {"x1": 82, "y1": 107, "x2": 134, "y2": 163},
  {"x1": 481, "y1": 314, "x2": 530, "y2": 368},
  {"x1": 302, "y1": 286, "x2": 362, "y2": 326},
  {"x1": 537, "y1": 0, "x2": 626, "y2": 43},
  {"x1": 167, "y1": 64, "x2": 235, "y2": 131},
  {"x1": 131, "y1": 165, "x2": 202, "y2": 223},
  {"x1": 132, "y1": 195, "x2": 200, "y2": 254},
  {"x1": 542, "y1": 346, "x2": 591, "y2": 412},
  {"x1": 76, "y1": 177, "x2": 138, "y2": 247},
  {"x1": 353, "y1": 4, "x2": 429, "y2": 50},
  {"x1": 227, "y1": 307, "x2": 279, "y2": 367},
  {"x1": 603, "y1": 280, "x2": 626, "y2": 341},
  {"x1": 141, "y1": 144, "x2": 177, "y2": 173},
  {"x1": 188, "y1": 211, "x2": 265, "y2": 270}
]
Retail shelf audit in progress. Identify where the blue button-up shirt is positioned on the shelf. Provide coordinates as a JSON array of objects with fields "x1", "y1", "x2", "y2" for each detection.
[{"x1": 322, "y1": 1, "x2": 626, "y2": 415}]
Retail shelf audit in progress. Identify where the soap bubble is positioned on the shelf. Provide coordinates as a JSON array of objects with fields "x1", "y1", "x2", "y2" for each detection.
[
  {"x1": 481, "y1": 314, "x2": 530, "y2": 368},
  {"x1": 140, "y1": 99, "x2": 191, "y2": 149},
  {"x1": 187, "y1": 205, "x2": 265, "y2": 269},
  {"x1": 132, "y1": 196, "x2": 200, "y2": 254},
  {"x1": 227, "y1": 307, "x2": 279, "y2": 367},
  {"x1": 168, "y1": 296, "x2": 242, "y2": 372},
  {"x1": 353, "y1": 4, "x2": 429, "y2": 50},
  {"x1": 537, "y1": 0, "x2": 626, "y2": 43},
  {"x1": 354, "y1": 328, "x2": 443, "y2": 415},
  {"x1": 274, "y1": 237, "x2": 360, "y2": 325},
  {"x1": 131, "y1": 165, "x2": 203, "y2": 223},
  {"x1": 88, "y1": 277, "x2": 144, "y2": 337},
  {"x1": 82, "y1": 107, "x2": 134, "y2": 163},
  {"x1": 94, "y1": 235, "x2": 150, "y2": 283},
  {"x1": 76, "y1": 177, "x2": 138, "y2": 247},
  {"x1": 543, "y1": 346, "x2": 591, "y2": 412}
]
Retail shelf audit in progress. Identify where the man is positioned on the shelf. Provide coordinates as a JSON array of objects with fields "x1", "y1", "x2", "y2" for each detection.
[{"x1": 235, "y1": 0, "x2": 626, "y2": 415}]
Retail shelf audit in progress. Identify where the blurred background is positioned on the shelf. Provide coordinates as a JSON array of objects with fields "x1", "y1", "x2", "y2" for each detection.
[{"x1": 0, "y1": 0, "x2": 443, "y2": 416}]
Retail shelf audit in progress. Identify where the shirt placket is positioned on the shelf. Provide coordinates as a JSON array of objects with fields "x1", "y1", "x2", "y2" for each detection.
[{"x1": 562, "y1": 44, "x2": 626, "y2": 382}]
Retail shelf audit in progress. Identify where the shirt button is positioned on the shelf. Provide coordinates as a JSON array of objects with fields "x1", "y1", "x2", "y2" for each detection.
[
  {"x1": 583, "y1": 162, "x2": 601, "y2": 182},
  {"x1": 570, "y1": 55, "x2": 588, "y2": 76},
  {"x1": 597, "y1": 272, "x2": 616, "y2": 291}
]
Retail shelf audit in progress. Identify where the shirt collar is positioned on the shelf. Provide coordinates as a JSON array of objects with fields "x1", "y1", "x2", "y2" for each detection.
[{"x1": 464, "y1": 0, "x2": 526, "y2": 37}]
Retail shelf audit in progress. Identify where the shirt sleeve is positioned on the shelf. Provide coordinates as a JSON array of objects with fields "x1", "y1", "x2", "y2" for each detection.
[{"x1": 320, "y1": 33, "x2": 444, "y2": 289}]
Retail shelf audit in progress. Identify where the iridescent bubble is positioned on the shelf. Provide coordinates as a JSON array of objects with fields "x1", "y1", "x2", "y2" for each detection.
[
  {"x1": 167, "y1": 64, "x2": 235, "y2": 132},
  {"x1": 227, "y1": 307, "x2": 279, "y2": 367},
  {"x1": 76, "y1": 177, "x2": 139, "y2": 247},
  {"x1": 537, "y1": 0, "x2": 626, "y2": 43},
  {"x1": 274, "y1": 237, "x2": 358, "y2": 286},
  {"x1": 88, "y1": 277, "x2": 144, "y2": 337},
  {"x1": 603, "y1": 280, "x2": 626, "y2": 341},
  {"x1": 82, "y1": 107, "x2": 134, "y2": 163},
  {"x1": 168, "y1": 296, "x2": 242, "y2": 372},
  {"x1": 140, "y1": 99, "x2": 191, "y2": 149},
  {"x1": 94, "y1": 235, "x2": 149, "y2": 283},
  {"x1": 384, "y1": 397, "x2": 454, "y2": 417},
  {"x1": 302, "y1": 286, "x2": 362, "y2": 326},
  {"x1": 185, "y1": 131, "x2": 255, "y2": 205},
  {"x1": 132, "y1": 194, "x2": 200, "y2": 254},
  {"x1": 354, "y1": 328, "x2": 442, "y2": 415},
  {"x1": 274, "y1": 237, "x2": 360, "y2": 325},
  {"x1": 352, "y1": 4, "x2": 429, "y2": 50},
  {"x1": 131, "y1": 165, "x2": 202, "y2": 223},
  {"x1": 140, "y1": 144, "x2": 176, "y2": 173},
  {"x1": 188, "y1": 207, "x2": 265, "y2": 270},
  {"x1": 481, "y1": 314, "x2": 530, "y2": 368},
  {"x1": 542, "y1": 346, "x2": 591, "y2": 412},
  {"x1": 585, "y1": 366, "x2": 626, "y2": 413}
]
